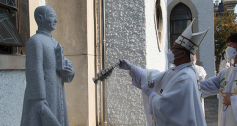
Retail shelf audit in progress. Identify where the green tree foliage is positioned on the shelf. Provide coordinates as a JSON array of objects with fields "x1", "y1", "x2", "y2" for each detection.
[{"x1": 215, "y1": 7, "x2": 237, "y2": 73}]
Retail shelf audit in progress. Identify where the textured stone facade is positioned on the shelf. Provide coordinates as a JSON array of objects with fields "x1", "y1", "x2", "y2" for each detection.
[
  {"x1": 105, "y1": 0, "x2": 147, "y2": 125},
  {"x1": 0, "y1": 70, "x2": 26, "y2": 126}
]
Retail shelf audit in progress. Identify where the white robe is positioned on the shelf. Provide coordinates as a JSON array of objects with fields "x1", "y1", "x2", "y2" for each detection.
[
  {"x1": 201, "y1": 65, "x2": 237, "y2": 126},
  {"x1": 133, "y1": 63, "x2": 206, "y2": 126},
  {"x1": 195, "y1": 65, "x2": 207, "y2": 115},
  {"x1": 195, "y1": 65, "x2": 207, "y2": 81}
]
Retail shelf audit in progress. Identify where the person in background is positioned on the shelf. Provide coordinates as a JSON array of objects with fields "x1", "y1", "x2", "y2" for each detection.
[
  {"x1": 193, "y1": 54, "x2": 207, "y2": 115},
  {"x1": 193, "y1": 54, "x2": 207, "y2": 81},
  {"x1": 201, "y1": 33, "x2": 237, "y2": 126}
]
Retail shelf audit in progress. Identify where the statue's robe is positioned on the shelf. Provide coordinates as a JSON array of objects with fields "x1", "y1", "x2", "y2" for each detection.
[
  {"x1": 133, "y1": 63, "x2": 206, "y2": 126},
  {"x1": 20, "y1": 30, "x2": 74, "y2": 126}
]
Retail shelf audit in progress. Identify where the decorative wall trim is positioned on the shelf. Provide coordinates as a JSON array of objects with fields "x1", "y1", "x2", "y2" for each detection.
[{"x1": 0, "y1": 55, "x2": 25, "y2": 70}]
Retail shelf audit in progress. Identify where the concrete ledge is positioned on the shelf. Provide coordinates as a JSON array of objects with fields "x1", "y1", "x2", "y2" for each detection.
[{"x1": 0, "y1": 55, "x2": 25, "y2": 70}]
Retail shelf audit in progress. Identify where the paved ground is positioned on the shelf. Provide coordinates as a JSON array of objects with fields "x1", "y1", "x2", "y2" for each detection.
[{"x1": 205, "y1": 95, "x2": 219, "y2": 126}]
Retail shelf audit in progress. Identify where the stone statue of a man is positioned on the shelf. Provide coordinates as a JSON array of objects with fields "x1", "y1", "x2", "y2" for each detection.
[{"x1": 20, "y1": 6, "x2": 75, "y2": 126}]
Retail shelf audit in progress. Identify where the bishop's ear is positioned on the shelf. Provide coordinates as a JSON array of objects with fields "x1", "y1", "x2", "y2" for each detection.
[{"x1": 181, "y1": 50, "x2": 187, "y2": 57}]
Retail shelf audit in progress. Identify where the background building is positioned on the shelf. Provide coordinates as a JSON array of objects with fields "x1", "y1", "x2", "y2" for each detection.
[
  {"x1": 214, "y1": 0, "x2": 237, "y2": 13},
  {"x1": 222, "y1": 0, "x2": 237, "y2": 10},
  {"x1": 0, "y1": 0, "x2": 214, "y2": 126}
]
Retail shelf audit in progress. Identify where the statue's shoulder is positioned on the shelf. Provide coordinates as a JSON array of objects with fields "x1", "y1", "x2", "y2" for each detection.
[
  {"x1": 26, "y1": 34, "x2": 45, "y2": 47},
  {"x1": 28, "y1": 34, "x2": 45, "y2": 41}
]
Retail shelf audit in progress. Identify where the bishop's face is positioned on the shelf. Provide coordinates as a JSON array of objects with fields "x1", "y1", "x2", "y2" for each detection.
[
  {"x1": 172, "y1": 43, "x2": 184, "y2": 65},
  {"x1": 43, "y1": 8, "x2": 58, "y2": 32}
]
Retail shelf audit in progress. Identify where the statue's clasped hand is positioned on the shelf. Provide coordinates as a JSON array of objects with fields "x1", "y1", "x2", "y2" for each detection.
[
  {"x1": 60, "y1": 66, "x2": 75, "y2": 76},
  {"x1": 57, "y1": 60, "x2": 75, "y2": 77}
]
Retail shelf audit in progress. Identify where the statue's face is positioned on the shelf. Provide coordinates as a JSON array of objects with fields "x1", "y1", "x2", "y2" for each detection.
[{"x1": 43, "y1": 8, "x2": 57, "y2": 31}]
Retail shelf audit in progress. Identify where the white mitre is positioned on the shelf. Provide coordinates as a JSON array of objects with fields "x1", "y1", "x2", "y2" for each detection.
[{"x1": 174, "y1": 18, "x2": 210, "y2": 55}]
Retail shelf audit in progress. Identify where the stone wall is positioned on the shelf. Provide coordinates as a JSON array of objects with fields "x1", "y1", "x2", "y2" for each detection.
[
  {"x1": 45, "y1": 0, "x2": 96, "y2": 125},
  {"x1": 146, "y1": 0, "x2": 168, "y2": 71},
  {"x1": 105, "y1": 0, "x2": 150, "y2": 125},
  {"x1": 191, "y1": 0, "x2": 215, "y2": 79},
  {"x1": 0, "y1": 70, "x2": 26, "y2": 126}
]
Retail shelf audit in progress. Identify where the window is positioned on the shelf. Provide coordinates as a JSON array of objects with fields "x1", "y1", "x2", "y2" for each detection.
[
  {"x1": 170, "y1": 3, "x2": 192, "y2": 48},
  {"x1": 0, "y1": 0, "x2": 24, "y2": 54}
]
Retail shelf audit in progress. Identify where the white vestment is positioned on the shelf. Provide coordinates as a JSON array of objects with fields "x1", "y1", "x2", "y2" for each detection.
[
  {"x1": 195, "y1": 65, "x2": 207, "y2": 81},
  {"x1": 195, "y1": 64, "x2": 207, "y2": 115},
  {"x1": 201, "y1": 66, "x2": 237, "y2": 126},
  {"x1": 134, "y1": 63, "x2": 206, "y2": 126}
]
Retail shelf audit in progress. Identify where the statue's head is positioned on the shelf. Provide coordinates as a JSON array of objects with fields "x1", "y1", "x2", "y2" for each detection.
[{"x1": 34, "y1": 6, "x2": 57, "y2": 32}]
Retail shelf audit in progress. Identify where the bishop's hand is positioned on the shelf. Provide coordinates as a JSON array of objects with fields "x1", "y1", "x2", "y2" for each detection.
[
  {"x1": 116, "y1": 59, "x2": 133, "y2": 70},
  {"x1": 141, "y1": 82, "x2": 155, "y2": 96}
]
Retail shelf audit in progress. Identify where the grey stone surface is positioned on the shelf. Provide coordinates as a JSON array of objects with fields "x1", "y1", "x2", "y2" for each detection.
[
  {"x1": 0, "y1": 70, "x2": 26, "y2": 126},
  {"x1": 204, "y1": 96, "x2": 219, "y2": 126},
  {"x1": 21, "y1": 6, "x2": 75, "y2": 126},
  {"x1": 105, "y1": 0, "x2": 147, "y2": 125}
]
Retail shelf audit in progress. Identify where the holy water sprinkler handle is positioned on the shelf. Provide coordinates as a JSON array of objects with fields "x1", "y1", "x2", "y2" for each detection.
[
  {"x1": 92, "y1": 64, "x2": 116, "y2": 84},
  {"x1": 148, "y1": 81, "x2": 154, "y2": 88}
]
